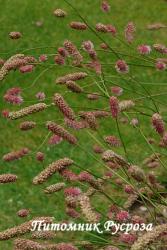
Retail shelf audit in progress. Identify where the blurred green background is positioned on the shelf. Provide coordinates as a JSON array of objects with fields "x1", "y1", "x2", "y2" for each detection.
[{"x1": 0, "y1": 0, "x2": 167, "y2": 249}]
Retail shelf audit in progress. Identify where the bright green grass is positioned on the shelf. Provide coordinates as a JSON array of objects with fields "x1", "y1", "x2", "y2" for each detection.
[{"x1": 0, "y1": 0, "x2": 167, "y2": 249}]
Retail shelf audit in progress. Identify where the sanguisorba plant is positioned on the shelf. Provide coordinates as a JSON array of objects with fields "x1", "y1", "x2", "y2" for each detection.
[{"x1": 0, "y1": 0, "x2": 167, "y2": 249}]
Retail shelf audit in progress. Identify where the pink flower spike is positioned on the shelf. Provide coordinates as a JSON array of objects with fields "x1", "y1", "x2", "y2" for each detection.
[
  {"x1": 115, "y1": 60, "x2": 129, "y2": 74},
  {"x1": 54, "y1": 54, "x2": 65, "y2": 65},
  {"x1": 156, "y1": 61, "x2": 166, "y2": 71},
  {"x1": 125, "y1": 22, "x2": 136, "y2": 44},
  {"x1": 111, "y1": 86, "x2": 123, "y2": 96},
  {"x1": 109, "y1": 96, "x2": 119, "y2": 118},
  {"x1": 6, "y1": 87, "x2": 21, "y2": 95},
  {"x1": 82, "y1": 40, "x2": 94, "y2": 52},
  {"x1": 4, "y1": 94, "x2": 23, "y2": 105},
  {"x1": 152, "y1": 113, "x2": 165, "y2": 136},
  {"x1": 35, "y1": 92, "x2": 46, "y2": 101},
  {"x1": 124, "y1": 185, "x2": 134, "y2": 194},
  {"x1": 58, "y1": 47, "x2": 68, "y2": 57},
  {"x1": 36, "y1": 152, "x2": 45, "y2": 162},
  {"x1": 19, "y1": 65, "x2": 34, "y2": 73},
  {"x1": 64, "y1": 187, "x2": 81, "y2": 197},
  {"x1": 48, "y1": 134, "x2": 63, "y2": 145},
  {"x1": 137, "y1": 45, "x2": 151, "y2": 55},
  {"x1": 2, "y1": 109, "x2": 9, "y2": 118},
  {"x1": 78, "y1": 171, "x2": 93, "y2": 182},
  {"x1": 39, "y1": 54, "x2": 47, "y2": 62},
  {"x1": 116, "y1": 210, "x2": 130, "y2": 222},
  {"x1": 101, "y1": 1, "x2": 110, "y2": 12},
  {"x1": 106, "y1": 24, "x2": 117, "y2": 36},
  {"x1": 119, "y1": 233, "x2": 137, "y2": 244},
  {"x1": 130, "y1": 118, "x2": 139, "y2": 127}
]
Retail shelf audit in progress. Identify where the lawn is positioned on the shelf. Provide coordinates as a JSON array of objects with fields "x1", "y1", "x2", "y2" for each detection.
[{"x1": 0, "y1": 0, "x2": 167, "y2": 249}]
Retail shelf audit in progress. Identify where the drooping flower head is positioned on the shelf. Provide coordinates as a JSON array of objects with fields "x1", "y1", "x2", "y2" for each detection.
[
  {"x1": 125, "y1": 22, "x2": 136, "y2": 43},
  {"x1": 137, "y1": 45, "x2": 151, "y2": 55},
  {"x1": 115, "y1": 60, "x2": 129, "y2": 74},
  {"x1": 101, "y1": 1, "x2": 110, "y2": 12},
  {"x1": 109, "y1": 96, "x2": 119, "y2": 118}
]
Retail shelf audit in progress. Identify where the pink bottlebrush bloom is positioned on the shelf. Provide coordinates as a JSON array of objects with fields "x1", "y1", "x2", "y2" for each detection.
[
  {"x1": 106, "y1": 24, "x2": 117, "y2": 36},
  {"x1": 20, "y1": 121, "x2": 36, "y2": 131},
  {"x1": 156, "y1": 61, "x2": 166, "y2": 71},
  {"x1": 65, "y1": 118, "x2": 88, "y2": 130},
  {"x1": 90, "y1": 59, "x2": 102, "y2": 74},
  {"x1": 78, "y1": 171, "x2": 93, "y2": 182},
  {"x1": 95, "y1": 23, "x2": 108, "y2": 33},
  {"x1": 21, "y1": 147, "x2": 29, "y2": 155},
  {"x1": 64, "y1": 40, "x2": 83, "y2": 66},
  {"x1": 36, "y1": 152, "x2": 45, "y2": 162},
  {"x1": 39, "y1": 54, "x2": 47, "y2": 62},
  {"x1": 17, "y1": 209, "x2": 30, "y2": 217},
  {"x1": 130, "y1": 118, "x2": 139, "y2": 127},
  {"x1": 4, "y1": 94, "x2": 23, "y2": 105},
  {"x1": 53, "y1": 9, "x2": 67, "y2": 17},
  {"x1": 64, "y1": 187, "x2": 81, "y2": 197},
  {"x1": 3, "y1": 148, "x2": 29, "y2": 162},
  {"x1": 19, "y1": 64, "x2": 34, "y2": 73},
  {"x1": 82, "y1": 40, "x2": 94, "y2": 52},
  {"x1": 35, "y1": 92, "x2": 45, "y2": 101},
  {"x1": 53, "y1": 93, "x2": 75, "y2": 120},
  {"x1": 109, "y1": 96, "x2": 119, "y2": 118},
  {"x1": 125, "y1": 22, "x2": 136, "y2": 44},
  {"x1": 48, "y1": 134, "x2": 63, "y2": 145},
  {"x1": 87, "y1": 93, "x2": 99, "y2": 101},
  {"x1": 58, "y1": 47, "x2": 68, "y2": 57},
  {"x1": 6, "y1": 87, "x2": 21, "y2": 95},
  {"x1": 60, "y1": 169, "x2": 78, "y2": 181},
  {"x1": 93, "y1": 144, "x2": 104, "y2": 154},
  {"x1": 54, "y1": 54, "x2": 65, "y2": 65},
  {"x1": 119, "y1": 233, "x2": 137, "y2": 244},
  {"x1": 108, "y1": 205, "x2": 119, "y2": 216},
  {"x1": 111, "y1": 206, "x2": 120, "y2": 214},
  {"x1": 111, "y1": 86, "x2": 123, "y2": 96},
  {"x1": 9, "y1": 31, "x2": 22, "y2": 39},
  {"x1": 104, "y1": 135, "x2": 121, "y2": 147},
  {"x1": 70, "y1": 21, "x2": 87, "y2": 30},
  {"x1": 152, "y1": 113, "x2": 165, "y2": 136},
  {"x1": 4, "y1": 87, "x2": 23, "y2": 105},
  {"x1": 115, "y1": 60, "x2": 129, "y2": 74},
  {"x1": 137, "y1": 45, "x2": 151, "y2": 55},
  {"x1": 116, "y1": 210, "x2": 130, "y2": 222},
  {"x1": 88, "y1": 49, "x2": 97, "y2": 60},
  {"x1": 101, "y1": 1, "x2": 110, "y2": 12},
  {"x1": 124, "y1": 185, "x2": 134, "y2": 194},
  {"x1": 1, "y1": 109, "x2": 9, "y2": 118},
  {"x1": 104, "y1": 171, "x2": 113, "y2": 178},
  {"x1": 66, "y1": 207, "x2": 80, "y2": 218},
  {"x1": 100, "y1": 43, "x2": 109, "y2": 50}
]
